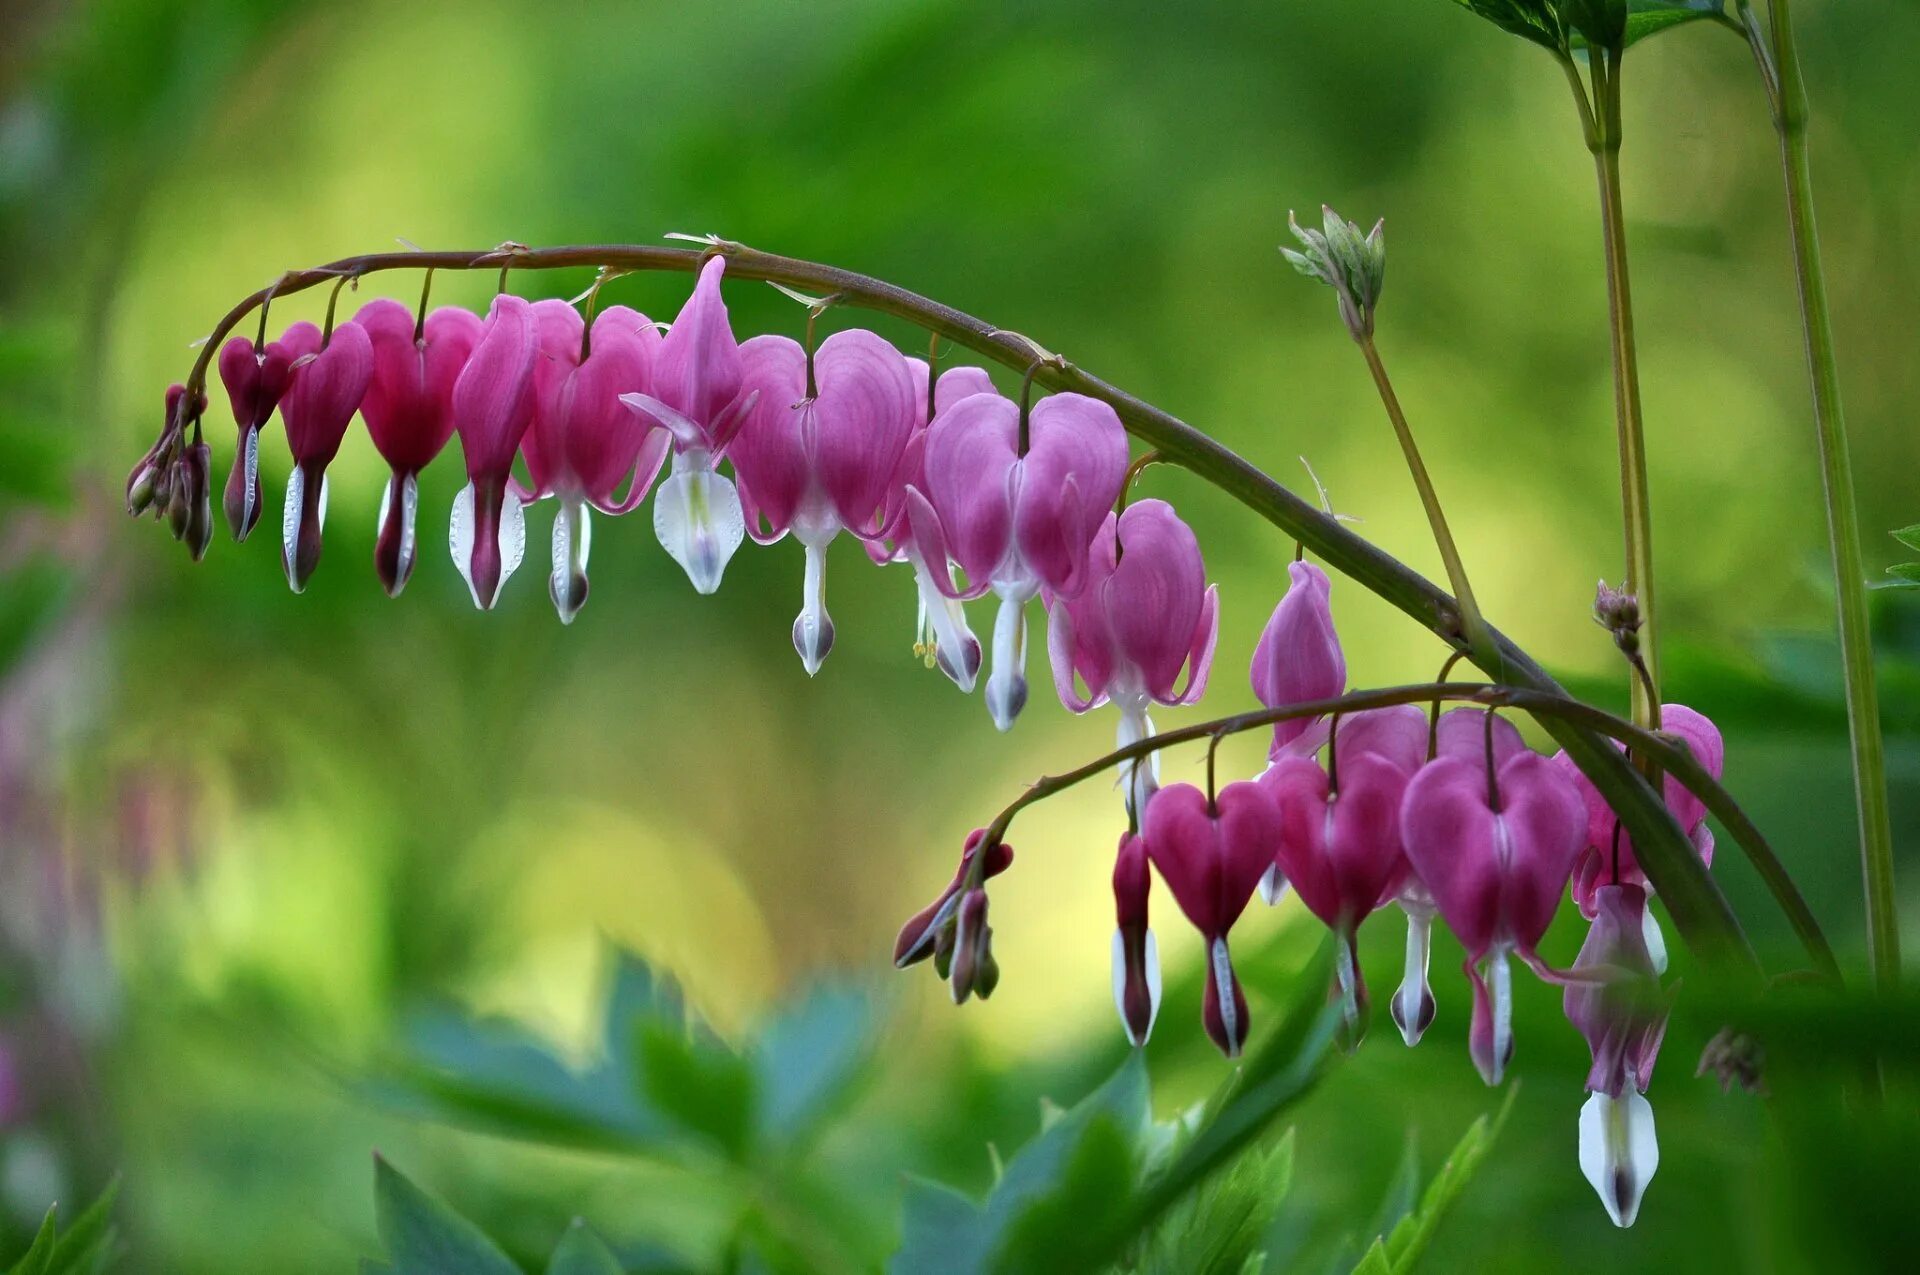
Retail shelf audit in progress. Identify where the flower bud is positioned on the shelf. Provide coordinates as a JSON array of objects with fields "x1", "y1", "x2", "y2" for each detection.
[
  {"x1": 892, "y1": 830, "x2": 1014, "y2": 968},
  {"x1": 1695, "y1": 1027, "x2": 1765, "y2": 1095},
  {"x1": 1110, "y1": 833, "x2": 1161, "y2": 1047},
  {"x1": 166, "y1": 455, "x2": 194, "y2": 540},
  {"x1": 125, "y1": 457, "x2": 159, "y2": 516},
  {"x1": 183, "y1": 442, "x2": 214, "y2": 561},
  {"x1": 1282, "y1": 206, "x2": 1387, "y2": 341},
  {"x1": 948, "y1": 888, "x2": 991, "y2": 1004},
  {"x1": 1593, "y1": 579, "x2": 1642, "y2": 655}
]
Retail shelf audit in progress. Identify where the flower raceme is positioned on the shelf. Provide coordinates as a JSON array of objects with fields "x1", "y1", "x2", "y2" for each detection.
[
  {"x1": 908, "y1": 386, "x2": 1130, "y2": 730},
  {"x1": 732, "y1": 329, "x2": 918, "y2": 673},
  {"x1": 1048, "y1": 499, "x2": 1220, "y2": 815}
]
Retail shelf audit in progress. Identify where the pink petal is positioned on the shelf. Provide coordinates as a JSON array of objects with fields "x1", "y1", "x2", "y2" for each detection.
[
  {"x1": 922, "y1": 394, "x2": 1018, "y2": 584},
  {"x1": 1335, "y1": 704, "x2": 1429, "y2": 776},
  {"x1": 453, "y1": 295, "x2": 539, "y2": 481},
  {"x1": 1045, "y1": 589, "x2": 1108, "y2": 712},
  {"x1": 1433, "y1": 707, "x2": 1527, "y2": 773},
  {"x1": 1491, "y1": 752, "x2": 1588, "y2": 954},
  {"x1": 654, "y1": 255, "x2": 743, "y2": 449},
  {"x1": 1168, "y1": 585, "x2": 1220, "y2": 707},
  {"x1": 1105, "y1": 500, "x2": 1208, "y2": 701},
  {"x1": 1142, "y1": 781, "x2": 1276, "y2": 939},
  {"x1": 730, "y1": 335, "x2": 810, "y2": 538},
  {"x1": 279, "y1": 320, "x2": 372, "y2": 468},
  {"x1": 1401, "y1": 756, "x2": 1505, "y2": 958},
  {"x1": 1013, "y1": 393, "x2": 1129, "y2": 596},
  {"x1": 357, "y1": 299, "x2": 478, "y2": 473},
  {"x1": 1252, "y1": 561, "x2": 1346, "y2": 756},
  {"x1": 812, "y1": 329, "x2": 917, "y2": 532}
]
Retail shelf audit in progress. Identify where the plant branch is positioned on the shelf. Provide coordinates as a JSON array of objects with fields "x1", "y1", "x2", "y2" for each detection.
[
  {"x1": 1741, "y1": 0, "x2": 1899, "y2": 988},
  {"x1": 143, "y1": 238, "x2": 1756, "y2": 976}
]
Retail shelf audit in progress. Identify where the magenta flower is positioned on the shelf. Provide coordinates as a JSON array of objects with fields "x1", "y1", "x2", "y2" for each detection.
[
  {"x1": 1559, "y1": 704, "x2": 1723, "y2": 972},
  {"x1": 867, "y1": 360, "x2": 998, "y2": 690},
  {"x1": 1048, "y1": 499, "x2": 1219, "y2": 815},
  {"x1": 1400, "y1": 747, "x2": 1587, "y2": 1084},
  {"x1": 730, "y1": 329, "x2": 918, "y2": 673},
  {"x1": 1251, "y1": 561, "x2": 1346, "y2": 760},
  {"x1": 619, "y1": 256, "x2": 756, "y2": 595},
  {"x1": 354, "y1": 299, "x2": 483, "y2": 597},
  {"x1": 1110, "y1": 831, "x2": 1161, "y2": 1047},
  {"x1": 217, "y1": 334, "x2": 293, "y2": 541},
  {"x1": 449, "y1": 294, "x2": 539, "y2": 610},
  {"x1": 520, "y1": 300, "x2": 666, "y2": 622},
  {"x1": 1261, "y1": 706, "x2": 1426, "y2": 1042},
  {"x1": 1565, "y1": 882, "x2": 1668, "y2": 1227},
  {"x1": 276, "y1": 319, "x2": 373, "y2": 593},
  {"x1": 908, "y1": 389, "x2": 1129, "y2": 730},
  {"x1": 1142, "y1": 780, "x2": 1283, "y2": 1057}
]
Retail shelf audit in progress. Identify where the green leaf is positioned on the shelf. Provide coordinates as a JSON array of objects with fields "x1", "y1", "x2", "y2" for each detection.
[
  {"x1": 1622, "y1": 1, "x2": 1728, "y2": 46},
  {"x1": 890, "y1": 1179, "x2": 988, "y2": 1275},
  {"x1": 1892, "y1": 525, "x2": 1920, "y2": 553},
  {"x1": 1136, "y1": 1132, "x2": 1294, "y2": 1275},
  {"x1": 372, "y1": 1156, "x2": 521, "y2": 1275},
  {"x1": 1561, "y1": 0, "x2": 1627, "y2": 48},
  {"x1": 40, "y1": 1179, "x2": 119, "y2": 1275},
  {"x1": 635, "y1": 1020, "x2": 758, "y2": 1160},
  {"x1": 1445, "y1": 0, "x2": 1568, "y2": 54},
  {"x1": 1350, "y1": 1090, "x2": 1518, "y2": 1275},
  {"x1": 1887, "y1": 563, "x2": 1920, "y2": 584},
  {"x1": 7, "y1": 1207, "x2": 59, "y2": 1275},
  {"x1": 751, "y1": 983, "x2": 875, "y2": 1147},
  {"x1": 545, "y1": 1220, "x2": 624, "y2": 1275}
]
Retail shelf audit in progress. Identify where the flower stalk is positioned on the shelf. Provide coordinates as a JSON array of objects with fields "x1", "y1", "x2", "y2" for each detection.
[{"x1": 1737, "y1": 0, "x2": 1899, "y2": 989}]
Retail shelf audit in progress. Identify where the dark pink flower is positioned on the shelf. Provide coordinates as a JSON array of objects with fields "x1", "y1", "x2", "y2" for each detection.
[
  {"x1": 731, "y1": 329, "x2": 918, "y2": 673},
  {"x1": 908, "y1": 389, "x2": 1129, "y2": 730},
  {"x1": 1142, "y1": 781, "x2": 1282, "y2": 1057},
  {"x1": 1401, "y1": 749, "x2": 1587, "y2": 1084},
  {"x1": 449, "y1": 295, "x2": 539, "y2": 610},
  {"x1": 521, "y1": 301, "x2": 666, "y2": 622},
  {"x1": 354, "y1": 299, "x2": 484, "y2": 597},
  {"x1": 1048, "y1": 499, "x2": 1219, "y2": 815},
  {"x1": 1566, "y1": 882, "x2": 1668, "y2": 1227},
  {"x1": 1110, "y1": 831, "x2": 1160, "y2": 1046},
  {"x1": 619, "y1": 256, "x2": 755, "y2": 594},
  {"x1": 276, "y1": 319, "x2": 374, "y2": 592},
  {"x1": 217, "y1": 335, "x2": 293, "y2": 541},
  {"x1": 1251, "y1": 561, "x2": 1346, "y2": 759}
]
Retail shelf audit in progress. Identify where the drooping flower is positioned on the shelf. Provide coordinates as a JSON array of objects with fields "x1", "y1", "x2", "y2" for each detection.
[
  {"x1": 354, "y1": 299, "x2": 483, "y2": 596},
  {"x1": 866, "y1": 359, "x2": 998, "y2": 690},
  {"x1": 1566, "y1": 882, "x2": 1669, "y2": 1228},
  {"x1": 1049, "y1": 499, "x2": 1219, "y2": 816},
  {"x1": 1142, "y1": 780, "x2": 1283, "y2": 1057},
  {"x1": 1400, "y1": 747, "x2": 1587, "y2": 1085},
  {"x1": 1557, "y1": 703, "x2": 1723, "y2": 972},
  {"x1": 217, "y1": 334, "x2": 294, "y2": 541},
  {"x1": 276, "y1": 319, "x2": 374, "y2": 593},
  {"x1": 1261, "y1": 705, "x2": 1426, "y2": 1043},
  {"x1": 1386, "y1": 707, "x2": 1530, "y2": 1045},
  {"x1": 619, "y1": 256, "x2": 756, "y2": 595},
  {"x1": 730, "y1": 329, "x2": 918, "y2": 673},
  {"x1": 449, "y1": 295, "x2": 539, "y2": 610},
  {"x1": 908, "y1": 389, "x2": 1129, "y2": 730},
  {"x1": 1110, "y1": 831, "x2": 1160, "y2": 1046},
  {"x1": 520, "y1": 301, "x2": 666, "y2": 622},
  {"x1": 1251, "y1": 560, "x2": 1346, "y2": 760}
]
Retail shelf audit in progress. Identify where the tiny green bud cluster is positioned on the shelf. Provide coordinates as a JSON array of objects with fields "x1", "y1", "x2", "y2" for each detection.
[{"x1": 1282, "y1": 206, "x2": 1386, "y2": 340}]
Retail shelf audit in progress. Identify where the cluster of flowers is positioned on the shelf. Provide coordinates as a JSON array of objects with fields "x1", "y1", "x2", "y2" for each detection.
[
  {"x1": 898, "y1": 560, "x2": 1723, "y2": 1229},
  {"x1": 132, "y1": 253, "x2": 1724, "y2": 1227}
]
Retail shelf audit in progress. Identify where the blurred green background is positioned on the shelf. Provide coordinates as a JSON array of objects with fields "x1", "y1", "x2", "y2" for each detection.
[{"x1": 1, "y1": 0, "x2": 1917, "y2": 1270}]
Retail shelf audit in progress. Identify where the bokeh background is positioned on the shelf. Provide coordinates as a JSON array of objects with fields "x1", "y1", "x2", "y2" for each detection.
[{"x1": 2, "y1": 0, "x2": 1917, "y2": 1270}]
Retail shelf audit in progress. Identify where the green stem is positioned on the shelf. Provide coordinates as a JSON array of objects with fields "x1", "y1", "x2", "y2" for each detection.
[
  {"x1": 146, "y1": 239, "x2": 1756, "y2": 976},
  {"x1": 1357, "y1": 332, "x2": 1494, "y2": 661},
  {"x1": 1575, "y1": 48, "x2": 1662, "y2": 732},
  {"x1": 1745, "y1": 0, "x2": 1899, "y2": 988}
]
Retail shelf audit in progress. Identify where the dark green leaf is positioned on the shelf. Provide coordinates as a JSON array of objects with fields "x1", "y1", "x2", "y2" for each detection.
[
  {"x1": 635, "y1": 1021, "x2": 758, "y2": 1160},
  {"x1": 1350, "y1": 1091, "x2": 1518, "y2": 1275},
  {"x1": 1893, "y1": 525, "x2": 1920, "y2": 553},
  {"x1": 890, "y1": 1179, "x2": 987, "y2": 1275},
  {"x1": 372, "y1": 1156, "x2": 521, "y2": 1275},
  {"x1": 546, "y1": 1220, "x2": 625, "y2": 1275},
  {"x1": 44, "y1": 1179, "x2": 119, "y2": 1275},
  {"x1": 995, "y1": 1115, "x2": 1140, "y2": 1273},
  {"x1": 1561, "y1": 0, "x2": 1627, "y2": 48},
  {"x1": 7, "y1": 1207, "x2": 58, "y2": 1275},
  {"x1": 1887, "y1": 563, "x2": 1920, "y2": 584},
  {"x1": 1136, "y1": 1133, "x2": 1294, "y2": 1275},
  {"x1": 1445, "y1": 0, "x2": 1568, "y2": 54}
]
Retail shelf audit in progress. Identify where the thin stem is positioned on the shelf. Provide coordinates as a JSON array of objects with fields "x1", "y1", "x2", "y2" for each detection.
[
  {"x1": 1749, "y1": 0, "x2": 1899, "y2": 987},
  {"x1": 1579, "y1": 49, "x2": 1663, "y2": 732},
  {"x1": 1356, "y1": 332, "x2": 1491, "y2": 658},
  {"x1": 413, "y1": 267, "x2": 434, "y2": 342},
  {"x1": 145, "y1": 239, "x2": 1748, "y2": 970}
]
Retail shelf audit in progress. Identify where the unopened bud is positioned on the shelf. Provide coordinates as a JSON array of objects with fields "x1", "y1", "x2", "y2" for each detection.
[
  {"x1": 974, "y1": 943, "x2": 1000, "y2": 1000},
  {"x1": 1282, "y1": 206, "x2": 1387, "y2": 340},
  {"x1": 949, "y1": 888, "x2": 990, "y2": 1004},
  {"x1": 1695, "y1": 1027, "x2": 1766, "y2": 1096},
  {"x1": 1111, "y1": 834, "x2": 1160, "y2": 1046},
  {"x1": 184, "y1": 442, "x2": 214, "y2": 561},
  {"x1": 126, "y1": 459, "x2": 159, "y2": 516},
  {"x1": 166, "y1": 458, "x2": 193, "y2": 540},
  {"x1": 892, "y1": 830, "x2": 1014, "y2": 968},
  {"x1": 1593, "y1": 580, "x2": 1642, "y2": 655}
]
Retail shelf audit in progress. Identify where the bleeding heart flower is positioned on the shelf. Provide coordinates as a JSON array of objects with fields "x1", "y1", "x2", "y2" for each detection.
[
  {"x1": 1557, "y1": 705, "x2": 1723, "y2": 963},
  {"x1": 908, "y1": 389, "x2": 1129, "y2": 730},
  {"x1": 355, "y1": 299, "x2": 483, "y2": 597},
  {"x1": 1400, "y1": 747, "x2": 1587, "y2": 1085},
  {"x1": 1567, "y1": 882, "x2": 1669, "y2": 1228},
  {"x1": 730, "y1": 329, "x2": 918, "y2": 673},
  {"x1": 1048, "y1": 499, "x2": 1219, "y2": 816},
  {"x1": 619, "y1": 256, "x2": 755, "y2": 595},
  {"x1": 1110, "y1": 831, "x2": 1161, "y2": 1047},
  {"x1": 1142, "y1": 780, "x2": 1282, "y2": 1057},
  {"x1": 217, "y1": 334, "x2": 294, "y2": 541},
  {"x1": 277, "y1": 319, "x2": 373, "y2": 593},
  {"x1": 1260, "y1": 706, "x2": 1425, "y2": 1045},
  {"x1": 450, "y1": 294, "x2": 539, "y2": 610},
  {"x1": 867, "y1": 360, "x2": 998, "y2": 691},
  {"x1": 520, "y1": 300, "x2": 666, "y2": 622},
  {"x1": 1251, "y1": 561, "x2": 1346, "y2": 760}
]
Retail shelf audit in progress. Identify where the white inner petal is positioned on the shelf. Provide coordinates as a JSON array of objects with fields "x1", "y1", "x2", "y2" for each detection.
[
  {"x1": 1395, "y1": 908, "x2": 1434, "y2": 1047},
  {"x1": 281, "y1": 466, "x2": 304, "y2": 590},
  {"x1": 653, "y1": 454, "x2": 745, "y2": 595},
  {"x1": 1579, "y1": 1090, "x2": 1659, "y2": 1228},
  {"x1": 985, "y1": 593, "x2": 1030, "y2": 732},
  {"x1": 1211, "y1": 935, "x2": 1239, "y2": 1054}
]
